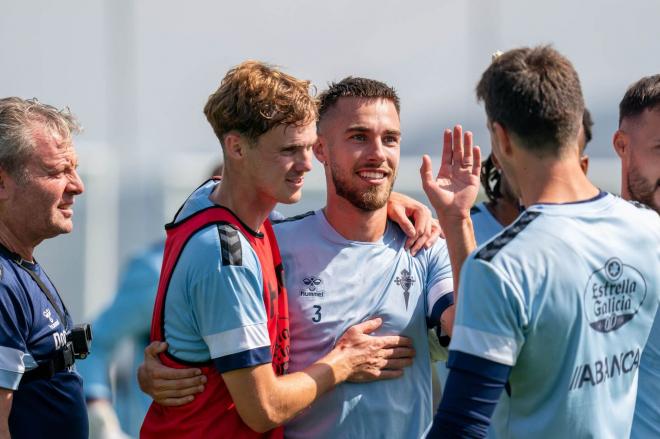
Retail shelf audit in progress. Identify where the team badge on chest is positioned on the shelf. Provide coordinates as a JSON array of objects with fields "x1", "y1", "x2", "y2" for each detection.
[{"x1": 395, "y1": 269, "x2": 415, "y2": 310}]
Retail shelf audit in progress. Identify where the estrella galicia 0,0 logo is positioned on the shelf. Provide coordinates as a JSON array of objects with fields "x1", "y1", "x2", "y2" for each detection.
[{"x1": 583, "y1": 257, "x2": 647, "y2": 333}]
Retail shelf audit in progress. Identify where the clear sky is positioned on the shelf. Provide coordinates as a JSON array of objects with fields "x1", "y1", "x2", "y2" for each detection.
[
  {"x1": 1, "y1": 0, "x2": 658, "y2": 317},
  {"x1": 2, "y1": 0, "x2": 659, "y2": 160}
]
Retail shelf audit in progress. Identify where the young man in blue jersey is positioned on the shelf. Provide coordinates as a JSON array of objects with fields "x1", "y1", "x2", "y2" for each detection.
[
  {"x1": 139, "y1": 77, "x2": 481, "y2": 437},
  {"x1": 428, "y1": 46, "x2": 660, "y2": 438},
  {"x1": 0, "y1": 98, "x2": 88, "y2": 438},
  {"x1": 433, "y1": 107, "x2": 595, "y2": 437},
  {"x1": 139, "y1": 61, "x2": 427, "y2": 439},
  {"x1": 613, "y1": 74, "x2": 660, "y2": 439}
]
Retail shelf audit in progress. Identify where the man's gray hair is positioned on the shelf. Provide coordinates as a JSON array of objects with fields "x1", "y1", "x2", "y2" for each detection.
[{"x1": 0, "y1": 97, "x2": 81, "y2": 181}]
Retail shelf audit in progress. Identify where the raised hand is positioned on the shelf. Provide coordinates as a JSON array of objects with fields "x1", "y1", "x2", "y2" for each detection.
[{"x1": 420, "y1": 125, "x2": 481, "y2": 221}]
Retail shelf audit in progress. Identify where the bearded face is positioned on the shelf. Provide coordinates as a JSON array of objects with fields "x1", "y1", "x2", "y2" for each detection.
[
  {"x1": 622, "y1": 109, "x2": 660, "y2": 214},
  {"x1": 318, "y1": 97, "x2": 401, "y2": 213},
  {"x1": 328, "y1": 157, "x2": 396, "y2": 211}
]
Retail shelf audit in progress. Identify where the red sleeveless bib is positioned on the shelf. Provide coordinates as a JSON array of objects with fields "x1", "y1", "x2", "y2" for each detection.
[{"x1": 141, "y1": 205, "x2": 289, "y2": 439}]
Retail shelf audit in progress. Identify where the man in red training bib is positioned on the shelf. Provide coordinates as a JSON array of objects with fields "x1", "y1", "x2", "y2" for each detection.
[{"x1": 140, "y1": 61, "x2": 416, "y2": 438}]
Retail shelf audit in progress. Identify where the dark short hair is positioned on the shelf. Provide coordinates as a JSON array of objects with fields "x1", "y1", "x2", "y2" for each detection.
[
  {"x1": 483, "y1": 109, "x2": 593, "y2": 201},
  {"x1": 582, "y1": 107, "x2": 593, "y2": 150},
  {"x1": 618, "y1": 74, "x2": 660, "y2": 125},
  {"x1": 476, "y1": 46, "x2": 584, "y2": 155},
  {"x1": 317, "y1": 77, "x2": 400, "y2": 120}
]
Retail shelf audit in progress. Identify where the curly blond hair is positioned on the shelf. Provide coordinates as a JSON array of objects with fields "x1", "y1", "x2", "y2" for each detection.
[{"x1": 204, "y1": 60, "x2": 317, "y2": 146}]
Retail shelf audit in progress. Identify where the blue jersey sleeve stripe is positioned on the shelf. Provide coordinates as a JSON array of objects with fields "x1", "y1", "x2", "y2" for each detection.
[
  {"x1": 0, "y1": 369, "x2": 23, "y2": 390},
  {"x1": 474, "y1": 211, "x2": 541, "y2": 262},
  {"x1": 217, "y1": 224, "x2": 243, "y2": 266},
  {"x1": 203, "y1": 322, "x2": 270, "y2": 359},
  {"x1": 450, "y1": 324, "x2": 520, "y2": 366},
  {"x1": 213, "y1": 346, "x2": 272, "y2": 373},
  {"x1": 428, "y1": 293, "x2": 454, "y2": 327},
  {"x1": 427, "y1": 278, "x2": 454, "y2": 319},
  {"x1": 0, "y1": 345, "x2": 31, "y2": 374}
]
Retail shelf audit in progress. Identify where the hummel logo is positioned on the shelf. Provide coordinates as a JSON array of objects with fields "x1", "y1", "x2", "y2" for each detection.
[
  {"x1": 43, "y1": 308, "x2": 54, "y2": 324},
  {"x1": 300, "y1": 276, "x2": 325, "y2": 297},
  {"x1": 43, "y1": 308, "x2": 60, "y2": 330},
  {"x1": 303, "y1": 277, "x2": 322, "y2": 290}
]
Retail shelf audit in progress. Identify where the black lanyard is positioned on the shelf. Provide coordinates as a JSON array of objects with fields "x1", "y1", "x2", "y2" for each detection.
[
  {"x1": 0, "y1": 243, "x2": 68, "y2": 325},
  {"x1": 14, "y1": 258, "x2": 68, "y2": 326}
]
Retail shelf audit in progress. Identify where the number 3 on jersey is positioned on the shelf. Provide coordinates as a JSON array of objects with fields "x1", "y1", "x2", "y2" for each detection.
[{"x1": 312, "y1": 305, "x2": 322, "y2": 323}]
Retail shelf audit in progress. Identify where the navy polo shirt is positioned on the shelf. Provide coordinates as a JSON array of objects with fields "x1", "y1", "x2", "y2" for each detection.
[{"x1": 0, "y1": 246, "x2": 87, "y2": 438}]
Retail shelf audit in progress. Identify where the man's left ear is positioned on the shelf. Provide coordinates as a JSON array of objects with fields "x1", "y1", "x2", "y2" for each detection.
[
  {"x1": 313, "y1": 136, "x2": 328, "y2": 166},
  {"x1": 491, "y1": 121, "x2": 514, "y2": 158},
  {"x1": 580, "y1": 154, "x2": 590, "y2": 175},
  {"x1": 222, "y1": 132, "x2": 249, "y2": 161},
  {"x1": 613, "y1": 129, "x2": 628, "y2": 159}
]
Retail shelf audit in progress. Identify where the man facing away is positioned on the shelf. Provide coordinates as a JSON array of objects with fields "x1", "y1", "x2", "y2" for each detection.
[
  {"x1": 473, "y1": 108, "x2": 593, "y2": 245},
  {"x1": 140, "y1": 61, "x2": 415, "y2": 439},
  {"x1": 429, "y1": 46, "x2": 660, "y2": 438},
  {"x1": 139, "y1": 76, "x2": 481, "y2": 438},
  {"x1": 439, "y1": 107, "x2": 594, "y2": 439},
  {"x1": 613, "y1": 74, "x2": 660, "y2": 439},
  {"x1": 0, "y1": 97, "x2": 87, "y2": 438}
]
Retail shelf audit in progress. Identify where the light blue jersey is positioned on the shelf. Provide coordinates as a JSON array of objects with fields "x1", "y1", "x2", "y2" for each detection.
[
  {"x1": 274, "y1": 210, "x2": 454, "y2": 439},
  {"x1": 435, "y1": 202, "x2": 505, "y2": 382},
  {"x1": 437, "y1": 201, "x2": 511, "y2": 439},
  {"x1": 450, "y1": 193, "x2": 660, "y2": 439},
  {"x1": 471, "y1": 202, "x2": 506, "y2": 245},
  {"x1": 163, "y1": 181, "x2": 271, "y2": 367}
]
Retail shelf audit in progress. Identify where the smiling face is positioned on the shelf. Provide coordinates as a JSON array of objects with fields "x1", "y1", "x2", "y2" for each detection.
[
  {"x1": 617, "y1": 108, "x2": 660, "y2": 213},
  {"x1": 317, "y1": 97, "x2": 400, "y2": 211},
  {"x1": 243, "y1": 121, "x2": 316, "y2": 205},
  {"x1": 4, "y1": 125, "x2": 85, "y2": 246}
]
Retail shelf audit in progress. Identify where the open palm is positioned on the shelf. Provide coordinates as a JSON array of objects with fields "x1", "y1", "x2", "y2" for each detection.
[{"x1": 421, "y1": 125, "x2": 481, "y2": 219}]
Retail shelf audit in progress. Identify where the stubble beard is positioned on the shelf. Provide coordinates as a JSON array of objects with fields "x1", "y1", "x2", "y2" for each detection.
[
  {"x1": 627, "y1": 167, "x2": 660, "y2": 214},
  {"x1": 329, "y1": 161, "x2": 395, "y2": 212}
]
